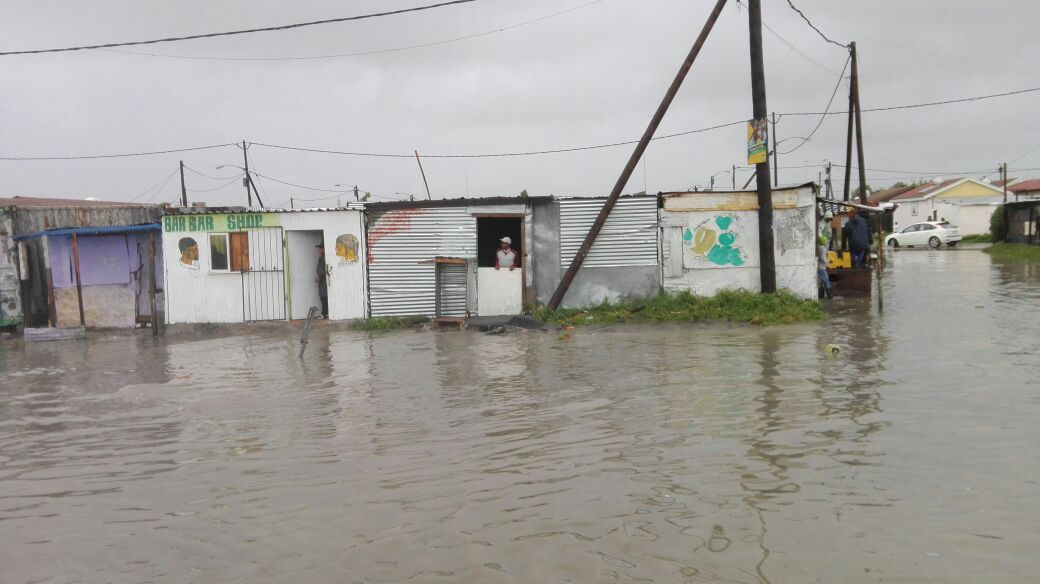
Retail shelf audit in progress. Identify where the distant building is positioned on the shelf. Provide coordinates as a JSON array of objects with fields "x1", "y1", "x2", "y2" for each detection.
[
  {"x1": 1008, "y1": 179, "x2": 1040, "y2": 201},
  {"x1": 889, "y1": 178, "x2": 1003, "y2": 235},
  {"x1": 868, "y1": 184, "x2": 916, "y2": 205}
]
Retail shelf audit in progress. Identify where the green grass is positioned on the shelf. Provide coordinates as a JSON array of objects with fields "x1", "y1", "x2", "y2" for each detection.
[
  {"x1": 982, "y1": 242, "x2": 1040, "y2": 261},
  {"x1": 532, "y1": 289, "x2": 826, "y2": 328},
  {"x1": 352, "y1": 316, "x2": 430, "y2": 331},
  {"x1": 959, "y1": 234, "x2": 993, "y2": 243}
]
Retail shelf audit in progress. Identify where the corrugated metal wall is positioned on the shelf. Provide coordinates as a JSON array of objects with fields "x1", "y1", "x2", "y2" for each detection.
[
  {"x1": 13, "y1": 207, "x2": 162, "y2": 236},
  {"x1": 558, "y1": 196, "x2": 659, "y2": 267},
  {"x1": 367, "y1": 207, "x2": 476, "y2": 316},
  {"x1": 435, "y1": 263, "x2": 468, "y2": 317}
]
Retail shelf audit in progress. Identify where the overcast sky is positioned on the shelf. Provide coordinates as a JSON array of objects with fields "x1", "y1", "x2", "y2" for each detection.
[{"x1": 1, "y1": 0, "x2": 1037, "y2": 206}]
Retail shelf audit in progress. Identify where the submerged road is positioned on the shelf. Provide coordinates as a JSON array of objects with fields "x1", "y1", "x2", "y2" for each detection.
[{"x1": 1, "y1": 247, "x2": 1037, "y2": 583}]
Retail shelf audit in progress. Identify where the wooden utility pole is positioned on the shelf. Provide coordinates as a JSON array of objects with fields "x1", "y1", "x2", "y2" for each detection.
[
  {"x1": 71, "y1": 233, "x2": 85, "y2": 327},
  {"x1": 241, "y1": 141, "x2": 254, "y2": 208},
  {"x1": 1002, "y1": 162, "x2": 1009, "y2": 241},
  {"x1": 851, "y1": 42, "x2": 868, "y2": 203},
  {"x1": 354, "y1": 185, "x2": 360, "y2": 202},
  {"x1": 749, "y1": 0, "x2": 776, "y2": 293},
  {"x1": 148, "y1": 231, "x2": 159, "y2": 336},
  {"x1": 179, "y1": 161, "x2": 188, "y2": 207},
  {"x1": 547, "y1": 0, "x2": 730, "y2": 309},
  {"x1": 414, "y1": 150, "x2": 432, "y2": 200},
  {"x1": 771, "y1": 112, "x2": 778, "y2": 187},
  {"x1": 842, "y1": 44, "x2": 855, "y2": 201},
  {"x1": 732, "y1": 164, "x2": 736, "y2": 190}
]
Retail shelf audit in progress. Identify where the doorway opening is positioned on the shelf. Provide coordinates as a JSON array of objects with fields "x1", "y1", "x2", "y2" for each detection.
[
  {"x1": 476, "y1": 217, "x2": 522, "y2": 268},
  {"x1": 286, "y1": 230, "x2": 324, "y2": 320}
]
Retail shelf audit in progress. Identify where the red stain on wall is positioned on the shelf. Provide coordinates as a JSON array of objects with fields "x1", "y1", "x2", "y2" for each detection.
[{"x1": 366, "y1": 208, "x2": 428, "y2": 264}]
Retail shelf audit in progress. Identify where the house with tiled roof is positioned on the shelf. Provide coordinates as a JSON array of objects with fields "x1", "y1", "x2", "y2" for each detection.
[
  {"x1": 1008, "y1": 179, "x2": 1040, "y2": 200},
  {"x1": 891, "y1": 178, "x2": 1003, "y2": 236},
  {"x1": 868, "y1": 184, "x2": 916, "y2": 205}
]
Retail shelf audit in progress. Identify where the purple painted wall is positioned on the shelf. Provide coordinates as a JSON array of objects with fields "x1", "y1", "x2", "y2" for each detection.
[{"x1": 48, "y1": 233, "x2": 163, "y2": 290}]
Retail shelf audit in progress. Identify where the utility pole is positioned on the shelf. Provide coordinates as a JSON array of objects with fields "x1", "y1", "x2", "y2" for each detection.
[
  {"x1": 850, "y1": 42, "x2": 868, "y2": 203},
  {"x1": 1002, "y1": 162, "x2": 1009, "y2": 242},
  {"x1": 241, "y1": 140, "x2": 253, "y2": 208},
  {"x1": 414, "y1": 150, "x2": 432, "y2": 200},
  {"x1": 825, "y1": 162, "x2": 833, "y2": 198},
  {"x1": 732, "y1": 164, "x2": 736, "y2": 190},
  {"x1": 749, "y1": 0, "x2": 776, "y2": 293},
  {"x1": 290, "y1": 197, "x2": 295, "y2": 209},
  {"x1": 771, "y1": 112, "x2": 778, "y2": 187},
  {"x1": 842, "y1": 44, "x2": 855, "y2": 201},
  {"x1": 354, "y1": 185, "x2": 360, "y2": 202},
  {"x1": 179, "y1": 160, "x2": 188, "y2": 207},
  {"x1": 547, "y1": 0, "x2": 729, "y2": 309}
]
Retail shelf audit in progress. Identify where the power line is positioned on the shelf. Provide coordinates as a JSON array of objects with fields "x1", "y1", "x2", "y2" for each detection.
[
  {"x1": 760, "y1": 20, "x2": 840, "y2": 75},
  {"x1": 186, "y1": 175, "x2": 244, "y2": 193},
  {"x1": 104, "y1": 0, "x2": 606, "y2": 62},
  {"x1": 251, "y1": 120, "x2": 748, "y2": 160},
  {"x1": 785, "y1": 86, "x2": 1040, "y2": 116},
  {"x1": 779, "y1": 53, "x2": 851, "y2": 155},
  {"x1": 128, "y1": 169, "x2": 179, "y2": 201},
  {"x1": 183, "y1": 165, "x2": 243, "y2": 181},
  {"x1": 0, "y1": 0, "x2": 480, "y2": 56},
  {"x1": 784, "y1": 0, "x2": 847, "y2": 48},
  {"x1": 0, "y1": 143, "x2": 236, "y2": 161},
  {"x1": 247, "y1": 169, "x2": 356, "y2": 193}
]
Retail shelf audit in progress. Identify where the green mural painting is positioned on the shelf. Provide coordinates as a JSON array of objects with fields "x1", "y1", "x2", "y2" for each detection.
[{"x1": 685, "y1": 215, "x2": 745, "y2": 267}]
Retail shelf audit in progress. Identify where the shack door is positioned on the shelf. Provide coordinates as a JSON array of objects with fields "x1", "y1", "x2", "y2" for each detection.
[
  {"x1": 241, "y1": 227, "x2": 286, "y2": 321},
  {"x1": 475, "y1": 216, "x2": 523, "y2": 316}
]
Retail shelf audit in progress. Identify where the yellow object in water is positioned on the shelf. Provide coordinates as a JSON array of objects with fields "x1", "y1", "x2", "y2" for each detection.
[
  {"x1": 825, "y1": 344, "x2": 841, "y2": 355},
  {"x1": 827, "y1": 251, "x2": 851, "y2": 269}
]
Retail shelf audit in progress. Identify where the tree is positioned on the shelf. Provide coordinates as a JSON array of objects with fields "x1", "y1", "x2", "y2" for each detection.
[
  {"x1": 519, "y1": 189, "x2": 529, "y2": 198},
  {"x1": 990, "y1": 205, "x2": 1006, "y2": 242},
  {"x1": 361, "y1": 192, "x2": 372, "y2": 202}
]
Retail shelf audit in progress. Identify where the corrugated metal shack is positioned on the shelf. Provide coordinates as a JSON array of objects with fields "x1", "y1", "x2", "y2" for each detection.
[
  {"x1": 659, "y1": 184, "x2": 818, "y2": 299},
  {"x1": 365, "y1": 197, "x2": 548, "y2": 318},
  {"x1": 532, "y1": 194, "x2": 660, "y2": 308},
  {"x1": 1006, "y1": 200, "x2": 1040, "y2": 244},
  {"x1": 1, "y1": 197, "x2": 162, "y2": 329}
]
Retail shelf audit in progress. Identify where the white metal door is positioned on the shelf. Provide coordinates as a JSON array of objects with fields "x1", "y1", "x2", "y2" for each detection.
[{"x1": 476, "y1": 267, "x2": 522, "y2": 316}]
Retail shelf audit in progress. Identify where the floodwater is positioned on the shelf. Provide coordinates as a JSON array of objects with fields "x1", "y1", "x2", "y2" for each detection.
[{"x1": 1, "y1": 248, "x2": 1037, "y2": 583}]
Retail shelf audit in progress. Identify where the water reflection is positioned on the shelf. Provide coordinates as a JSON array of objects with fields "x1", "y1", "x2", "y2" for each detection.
[{"x1": 1, "y1": 249, "x2": 1038, "y2": 583}]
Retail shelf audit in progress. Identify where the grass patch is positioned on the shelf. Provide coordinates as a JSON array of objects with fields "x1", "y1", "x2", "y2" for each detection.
[
  {"x1": 532, "y1": 289, "x2": 825, "y2": 328},
  {"x1": 959, "y1": 234, "x2": 993, "y2": 243},
  {"x1": 982, "y1": 242, "x2": 1040, "y2": 261},
  {"x1": 352, "y1": 316, "x2": 430, "y2": 331}
]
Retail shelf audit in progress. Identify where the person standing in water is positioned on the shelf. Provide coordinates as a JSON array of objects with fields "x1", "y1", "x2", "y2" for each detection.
[{"x1": 315, "y1": 242, "x2": 328, "y2": 318}]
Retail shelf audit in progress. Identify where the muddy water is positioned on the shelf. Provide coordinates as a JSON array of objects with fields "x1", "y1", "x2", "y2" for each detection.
[{"x1": 1, "y1": 248, "x2": 1037, "y2": 583}]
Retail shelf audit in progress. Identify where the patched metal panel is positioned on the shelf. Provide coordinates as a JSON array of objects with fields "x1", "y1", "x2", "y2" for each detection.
[
  {"x1": 367, "y1": 207, "x2": 476, "y2": 316},
  {"x1": 436, "y1": 263, "x2": 468, "y2": 317},
  {"x1": 13, "y1": 206, "x2": 161, "y2": 236},
  {"x1": 0, "y1": 209, "x2": 22, "y2": 327},
  {"x1": 559, "y1": 196, "x2": 659, "y2": 267}
]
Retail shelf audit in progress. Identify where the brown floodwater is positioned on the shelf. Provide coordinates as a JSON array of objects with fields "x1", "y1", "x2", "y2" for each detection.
[{"x1": 1, "y1": 247, "x2": 1038, "y2": 583}]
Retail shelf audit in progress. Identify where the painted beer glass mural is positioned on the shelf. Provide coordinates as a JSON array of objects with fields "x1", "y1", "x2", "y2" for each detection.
[{"x1": 684, "y1": 215, "x2": 746, "y2": 267}]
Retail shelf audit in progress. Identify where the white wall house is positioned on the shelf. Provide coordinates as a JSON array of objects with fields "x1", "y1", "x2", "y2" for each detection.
[
  {"x1": 162, "y1": 209, "x2": 366, "y2": 324},
  {"x1": 891, "y1": 178, "x2": 1003, "y2": 236},
  {"x1": 660, "y1": 184, "x2": 818, "y2": 299}
]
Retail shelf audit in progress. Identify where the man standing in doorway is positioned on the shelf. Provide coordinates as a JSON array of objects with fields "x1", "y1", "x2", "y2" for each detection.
[
  {"x1": 315, "y1": 242, "x2": 328, "y2": 318},
  {"x1": 494, "y1": 236, "x2": 517, "y2": 271},
  {"x1": 843, "y1": 209, "x2": 871, "y2": 269}
]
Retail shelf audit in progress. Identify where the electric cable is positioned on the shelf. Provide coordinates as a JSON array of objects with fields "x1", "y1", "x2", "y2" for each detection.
[
  {"x1": 103, "y1": 0, "x2": 606, "y2": 62},
  {"x1": 128, "y1": 169, "x2": 179, "y2": 201},
  {"x1": 0, "y1": 0, "x2": 480, "y2": 56},
  {"x1": 186, "y1": 175, "x2": 244, "y2": 193},
  {"x1": 0, "y1": 143, "x2": 237, "y2": 161},
  {"x1": 784, "y1": 0, "x2": 848, "y2": 48},
  {"x1": 778, "y1": 53, "x2": 851, "y2": 155},
  {"x1": 183, "y1": 165, "x2": 243, "y2": 181},
  {"x1": 785, "y1": 86, "x2": 1040, "y2": 116}
]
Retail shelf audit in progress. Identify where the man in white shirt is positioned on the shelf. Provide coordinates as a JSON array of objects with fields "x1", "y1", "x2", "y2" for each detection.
[{"x1": 495, "y1": 236, "x2": 518, "y2": 271}]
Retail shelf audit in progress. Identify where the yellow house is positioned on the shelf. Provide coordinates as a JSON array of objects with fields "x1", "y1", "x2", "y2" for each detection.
[{"x1": 891, "y1": 178, "x2": 1003, "y2": 235}]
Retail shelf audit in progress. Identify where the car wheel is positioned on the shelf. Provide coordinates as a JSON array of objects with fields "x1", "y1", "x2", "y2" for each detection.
[
  {"x1": 928, "y1": 236, "x2": 941, "y2": 249},
  {"x1": 887, "y1": 239, "x2": 899, "y2": 248}
]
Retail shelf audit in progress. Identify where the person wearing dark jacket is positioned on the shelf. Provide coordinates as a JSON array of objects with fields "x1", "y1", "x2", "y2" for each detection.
[
  {"x1": 315, "y1": 243, "x2": 328, "y2": 318},
  {"x1": 843, "y1": 210, "x2": 871, "y2": 268}
]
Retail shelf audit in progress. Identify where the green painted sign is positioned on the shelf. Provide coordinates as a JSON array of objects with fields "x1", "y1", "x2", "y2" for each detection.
[{"x1": 163, "y1": 213, "x2": 279, "y2": 233}]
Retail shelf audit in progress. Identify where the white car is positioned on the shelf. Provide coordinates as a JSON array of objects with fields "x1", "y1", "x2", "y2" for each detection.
[{"x1": 885, "y1": 221, "x2": 962, "y2": 249}]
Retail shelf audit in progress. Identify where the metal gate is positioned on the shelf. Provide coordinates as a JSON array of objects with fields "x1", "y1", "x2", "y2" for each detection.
[
  {"x1": 242, "y1": 227, "x2": 286, "y2": 322},
  {"x1": 435, "y1": 260, "x2": 469, "y2": 318}
]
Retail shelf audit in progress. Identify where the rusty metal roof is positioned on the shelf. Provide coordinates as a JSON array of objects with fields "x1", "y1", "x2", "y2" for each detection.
[{"x1": 0, "y1": 196, "x2": 152, "y2": 208}]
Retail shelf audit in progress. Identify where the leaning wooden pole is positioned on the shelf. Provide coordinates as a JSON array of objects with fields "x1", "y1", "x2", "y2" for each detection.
[
  {"x1": 547, "y1": 0, "x2": 728, "y2": 309},
  {"x1": 851, "y1": 42, "x2": 868, "y2": 203},
  {"x1": 148, "y1": 231, "x2": 159, "y2": 337}
]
